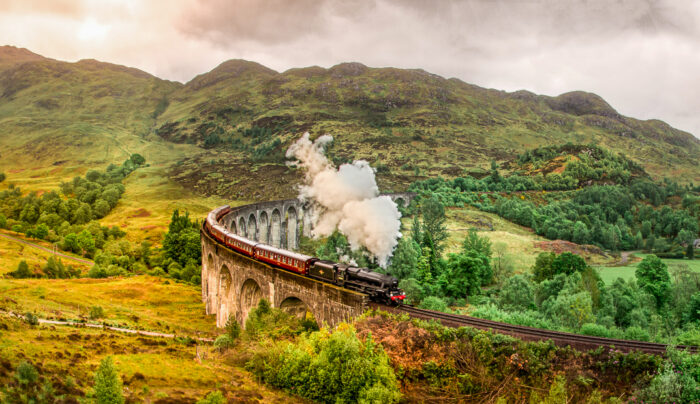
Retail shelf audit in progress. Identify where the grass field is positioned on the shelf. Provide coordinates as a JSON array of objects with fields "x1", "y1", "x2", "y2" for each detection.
[
  {"x1": 411, "y1": 205, "x2": 618, "y2": 274},
  {"x1": 595, "y1": 253, "x2": 700, "y2": 285},
  {"x1": 0, "y1": 230, "x2": 92, "y2": 275},
  {"x1": 0, "y1": 314, "x2": 299, "y2": 402},
  {"x1": 0, "y1": 276, "x2": 216, "y2": 336},
  {"x1": 98, "y1": 165, "x2": 228, "y2": 244}
]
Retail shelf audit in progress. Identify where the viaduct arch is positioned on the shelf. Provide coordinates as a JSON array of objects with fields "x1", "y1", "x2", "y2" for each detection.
[{"x1": 202, "y1": 193, "x2": 416, "y2": 328}]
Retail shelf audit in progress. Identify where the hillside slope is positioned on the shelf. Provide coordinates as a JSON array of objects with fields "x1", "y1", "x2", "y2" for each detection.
[
  {"x1": 0, "y1": 47, "x2": 698, "y2": 203},
  {"x1": 156, "y1": 60, "x2": 699, "y2": 196}
]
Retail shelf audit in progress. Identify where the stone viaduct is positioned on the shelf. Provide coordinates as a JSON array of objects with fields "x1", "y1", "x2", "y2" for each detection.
[{"x1": 201, "y1": 193, "x2": 416, "y2": 328}]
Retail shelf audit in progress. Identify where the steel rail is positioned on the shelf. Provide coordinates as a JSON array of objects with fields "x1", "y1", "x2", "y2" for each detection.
[{"x1": 370, "y1": 303, "x2": 697, "y2": 354}]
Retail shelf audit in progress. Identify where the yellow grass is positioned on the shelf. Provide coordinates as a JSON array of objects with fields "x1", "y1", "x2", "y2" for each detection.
[
  {"x1": 0, "y1": 275, "x2": 216, "y2": 336},
  {"x1": 0, "y1": 316, "x2": 300, "y2": 403},
  {"x1": 0, "y1": 230, "x2": 92, "y2": 275}
]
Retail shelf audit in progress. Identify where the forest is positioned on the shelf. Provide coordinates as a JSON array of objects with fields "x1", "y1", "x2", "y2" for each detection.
[{"x1": 410, "y1": 145, "x2": 699, "y2": 256}]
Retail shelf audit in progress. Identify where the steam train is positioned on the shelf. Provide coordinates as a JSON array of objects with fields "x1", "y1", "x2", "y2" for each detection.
[{"x1": 204, "y1": 206, "x2": 406, "y2": 304}]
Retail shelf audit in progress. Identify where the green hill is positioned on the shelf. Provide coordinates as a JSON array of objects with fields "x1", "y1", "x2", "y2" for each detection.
[{"x1": 1, "y1": 46, "x2": 698, "y2": 203}]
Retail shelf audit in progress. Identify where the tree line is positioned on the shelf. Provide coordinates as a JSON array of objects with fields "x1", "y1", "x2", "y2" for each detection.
[
  {"x1": 374, "y1": 196, "x2": 700, "y2": 345},
  {"x1": 410, "y1": 146, "x2": 699, "y2": 256},
  {"x1": 0, "y1": 155, "x2": 146, "y2": 258}
]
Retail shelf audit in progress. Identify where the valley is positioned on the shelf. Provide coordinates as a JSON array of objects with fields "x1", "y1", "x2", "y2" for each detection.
[{"x1": 0, "y1": 45, "x2": 699, "y2": 403}]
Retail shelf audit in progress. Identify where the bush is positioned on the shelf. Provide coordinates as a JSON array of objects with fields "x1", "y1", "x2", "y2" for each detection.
[
  {"x1": 244, "y1": 299, "x2": 300, "y2": 340},
  {"x1": 213, "y1": 335, "x2": 234, "y2": 351},
  {"x1": 93, "y1": 356, "x2": 124, "y2": 404},
  {"x1": 580, "y1": 323, "x2": 611, "y2": 338},
  {"x1": 9, "y1": 260, "x2": 33, "y2": 278},
  {"x1": 419, "y1": 296, "x2": 449, "y2": 312},
  {"x1": 197, "y1": 391, "x2": 225, "y2": 404},
  {"x1": 498, "y1": 274, "x2": 534, "y2": 310},
  {"x1": 88, "y1": 264, "x2": 108, "y2": 278},
  {"x1": 90, "y1": 306, "x2": 105, "y2": 320},
  {"x1": 24, "y1": 312, "x2": 39, "y2": 326},
  {"x1": 624, "y1": 326, "x2": 650, "y2": 342},
  {"x1": 15, "y1": 361, "x2": 39, "y2": 385},
  {"x1": 225, "y1": 316, "x2": 241, "y2": 340},
  {"x1": 247, "y1": 324, "x2": 401, "y2": 403}
]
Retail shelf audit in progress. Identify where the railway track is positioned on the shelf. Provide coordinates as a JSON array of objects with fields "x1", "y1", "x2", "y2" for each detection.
[
  {"x1": 371, "y1": 303, "x2": 698, "y2": 355},
  {"x1": 205, "y1": 201, "x2": 697, "y2": 356}
]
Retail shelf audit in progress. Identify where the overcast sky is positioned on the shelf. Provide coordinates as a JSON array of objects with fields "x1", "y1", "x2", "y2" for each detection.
[{"x1": 1, "y1": 0, "x2": 699, "y2": 137}]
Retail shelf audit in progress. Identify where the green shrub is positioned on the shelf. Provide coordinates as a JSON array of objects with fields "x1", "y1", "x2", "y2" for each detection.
[
  {"x1": 24, "y1": 312, "x2": 39, "y2": 326},
  {"x1": 197, "y1": 391, "x2": 225, "y2": 404},
  {"x1": 419, "y1": 296, "x2": 449, "y2": 312},
  {"x1": 15, "y1": 361, "x2": 38, "y2": 385},
  {"x1": 247, "y1": 324, "x2": 401, "y2": 403},
  {"x1": 244, "y1": 299, "x2": 300, "y2": 340},
  {"x1": 90, "y1": 306, "x2": 105, "y2": 320},
  {"x1": 9, "y1": 260, "x2": 33, "y2": 278},
  {"x1": 580, "y1": 323, "x2": 611, "y2": 338},
  {"x1": 623, "y1": 326, "x2": 650, "y2": 342},
  {"x1": 87, "y1": 264, "x2": 108, "y2": 278},
  {"x1": 675, "y1": 326, "x2": 700, "y2": 346},
  {"x1": 93, "y1": 356, "x2": 124, "y2": 404},
  {"x1": 213, "y1": 335, "x2": 234, "y2": 351},
  {"x1": 225, "y1": 316, "x2": 241, "y2": 340}
]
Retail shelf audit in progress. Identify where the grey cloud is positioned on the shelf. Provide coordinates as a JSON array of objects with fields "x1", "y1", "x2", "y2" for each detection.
[
  {"x1": 0, "y1": 0, "x2": 697, "y2": 136},
  {"x1": 179, "y1": 0, "x2": 331, "y2": 45}
]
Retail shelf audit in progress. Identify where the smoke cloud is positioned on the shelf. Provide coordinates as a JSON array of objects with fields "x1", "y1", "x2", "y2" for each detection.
[{"x1": 286, "y1": 133, "x2": 401, "y2": 267}]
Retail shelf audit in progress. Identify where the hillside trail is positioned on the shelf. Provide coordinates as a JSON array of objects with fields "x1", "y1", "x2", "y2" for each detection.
[
  {"x1": 0, "y1": 231, "x2": 94, "y2": 265},
  {"x1": 2, "y1": 310, "x2": 214, "y2": 342}
]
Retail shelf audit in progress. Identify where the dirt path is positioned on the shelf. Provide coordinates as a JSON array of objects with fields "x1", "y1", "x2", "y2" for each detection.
[
  {"x1": 618, "y1": 251, "x2": 637, "y2": 265},
  {"x1": 0, "y1": 231, "x2": 94, "y2": 266},
  {"x1": 3, "y1": 310, "x2": 214, "y2": 342}
]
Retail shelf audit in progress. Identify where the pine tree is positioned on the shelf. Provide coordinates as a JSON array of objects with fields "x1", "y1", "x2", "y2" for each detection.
[
  {"x1": 93, "y1": 356, "x2": 124, "y2": 404},
  {"x1": 420, "y1": 197, "x2": 447, "y2": 254},
  {"x1": 10, "y1": 260, "x2": 32, "y2": 278},
  {"x1": 416, "y1": 246, "x2": 432, "y2": 284},
  {"x1": 645, "y1": 234, "x2": 656, "y2": 252}
]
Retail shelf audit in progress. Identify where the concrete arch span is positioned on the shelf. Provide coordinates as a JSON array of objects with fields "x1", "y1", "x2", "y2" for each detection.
[
  {"x1": 217, "y1": 265, "x2": 233, "y2": 327},
  {"x1": 239, "y1": 278, "x2": 263, "y2": 326},
  {"x1": 286, "y1": 206, "x2": 298, "y2": 250},
  {"x1": 237, "y1": 217, "x2": 246, "y2": 237},
  {"x1": 247, "y1": 214, "x2": 257, "y2": 241},
  {"x1": 279, "y1": 296, "x2": 317, "y2": 326},
  {"x1": 259, "y1": 211, "x2": 269, "y2": 244},
  {"x1": 270, "y1": 209, "x2": 282, "y2": 248}
]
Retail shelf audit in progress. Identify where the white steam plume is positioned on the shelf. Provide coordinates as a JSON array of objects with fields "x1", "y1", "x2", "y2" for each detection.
[{"x1": 286, "y1": 133, "x2": 401, "y2": 267}]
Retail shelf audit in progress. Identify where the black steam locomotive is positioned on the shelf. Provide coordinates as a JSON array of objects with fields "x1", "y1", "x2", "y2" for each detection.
[{"x1": 205, "y1": 206, "x2": 405, "y2": 304}]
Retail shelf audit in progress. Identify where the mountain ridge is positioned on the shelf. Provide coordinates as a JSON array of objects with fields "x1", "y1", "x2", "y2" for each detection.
[{"x1": 0, "y1": 47, "x2": 697, "y2": 203}]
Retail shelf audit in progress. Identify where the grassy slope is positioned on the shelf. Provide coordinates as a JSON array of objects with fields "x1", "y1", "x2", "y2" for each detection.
[
  {"x1": 0, "y1": 231, "x2": 92, "y2": 275},
  {"x1": 156, "y1": 61, "x2": 700, "y2": 200},
  {"x1": 596, "y1": 253, "x2": 700, "y2": 285},
  {"x1": 0, "y1": 317, "x2": 300, "y2": 403},
  {"x1": 0, "y1": 276, "x2": 214, "y2": 336},
  {"x1": 0, "y1": 46, "x2": 226, "y2": 242},
  {"x1": 0, "y1": 46, "x2": 697, "y2": 209},
  {"x1": 439, "y1": 206, "x2": 614, "y2": 271}
]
